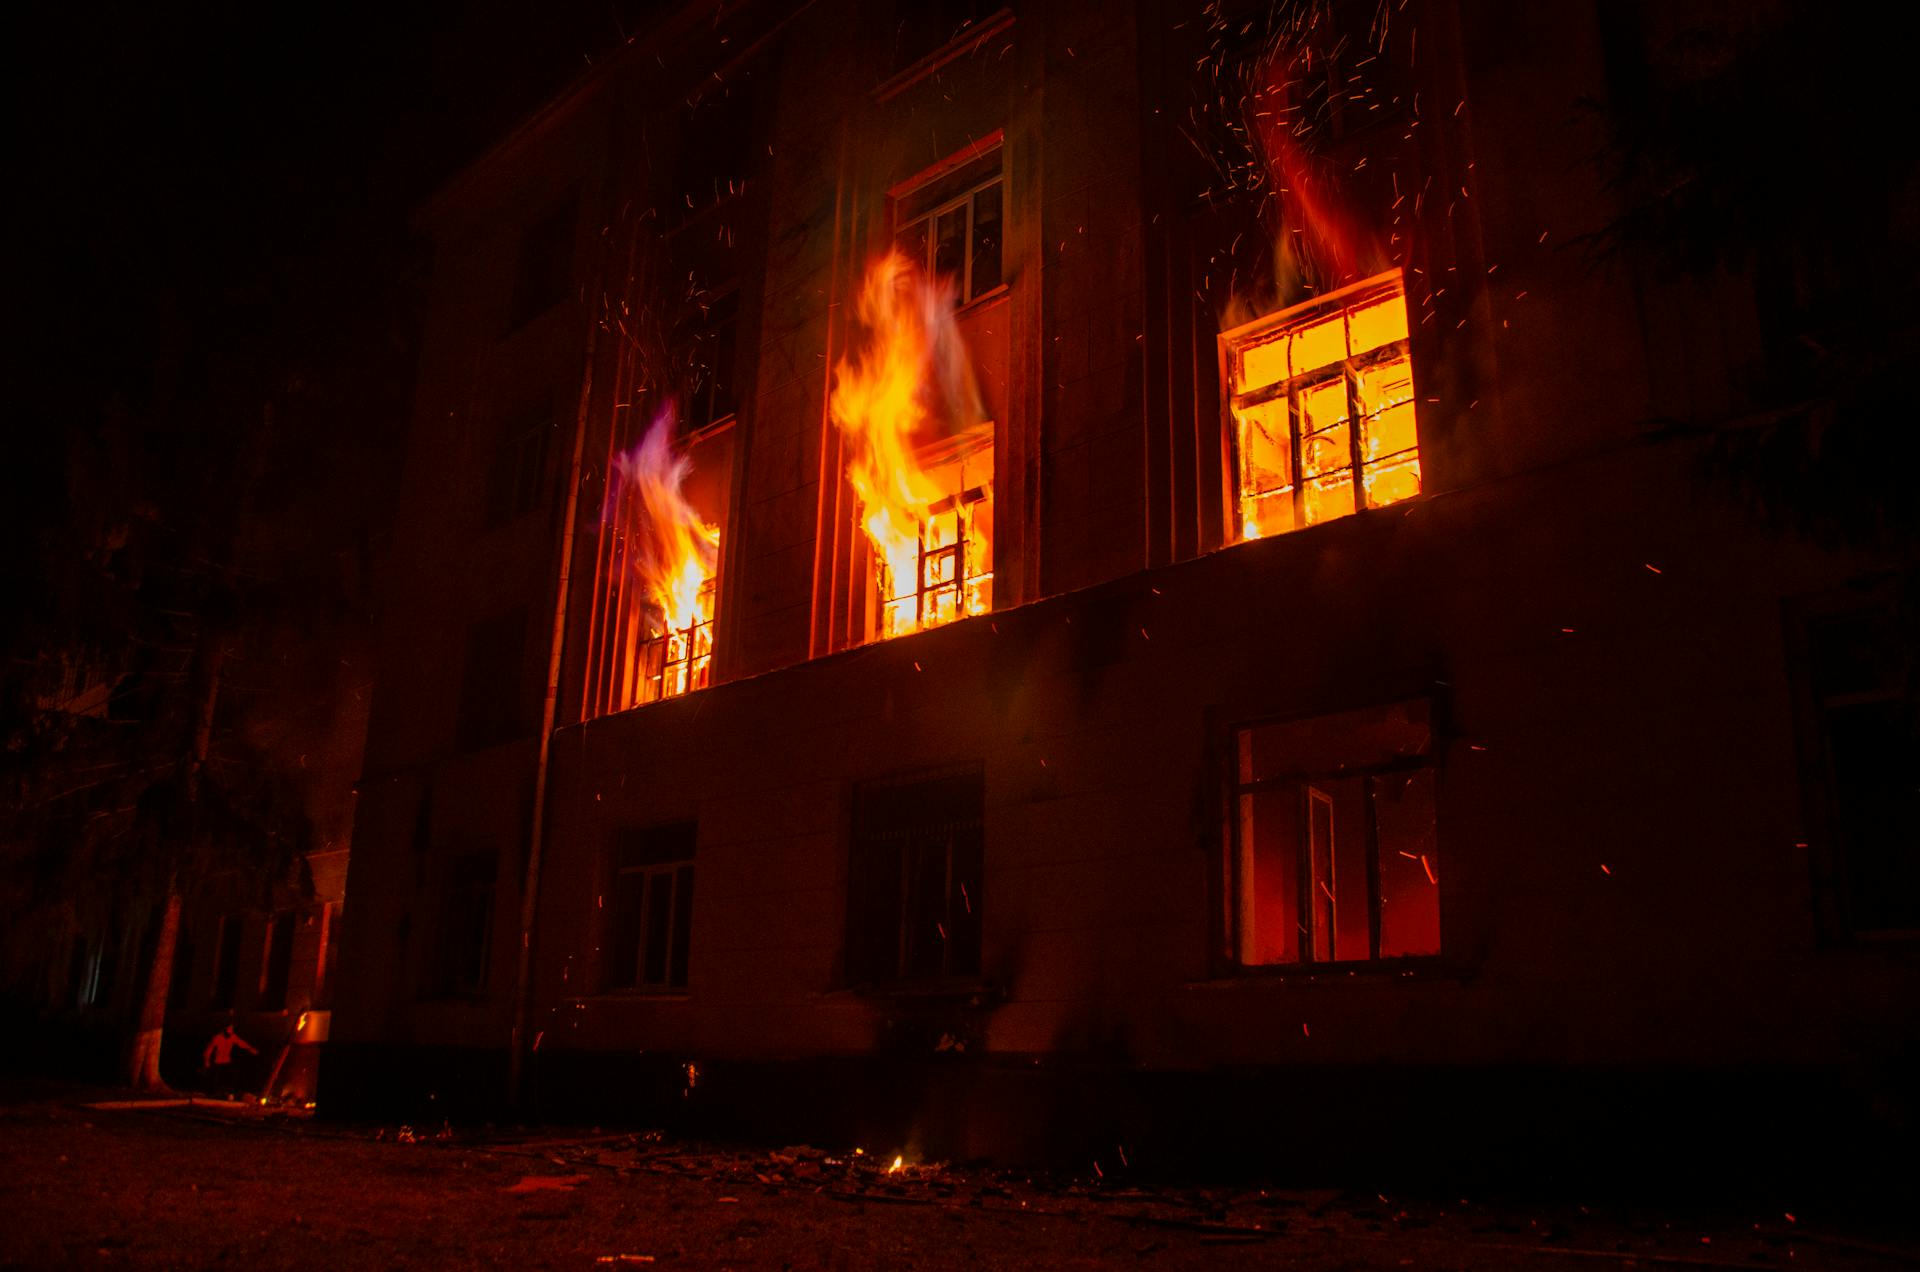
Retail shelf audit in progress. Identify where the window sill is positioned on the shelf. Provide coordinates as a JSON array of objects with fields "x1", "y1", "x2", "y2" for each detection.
[
  {"x1": 839, "y1": 977, "x2": 1001, "y2": 1004},
  {"x1": 956, "y1": 283, "x2": 1009, "y2": 317},
  {"x1": 1180, "y1": 959, "x2": 1465, "y2": 990}
]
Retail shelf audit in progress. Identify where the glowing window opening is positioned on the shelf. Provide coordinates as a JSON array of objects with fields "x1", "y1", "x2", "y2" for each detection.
[{"x1": 1222, "y1": 270, "x2": 1419, "y2": 541}]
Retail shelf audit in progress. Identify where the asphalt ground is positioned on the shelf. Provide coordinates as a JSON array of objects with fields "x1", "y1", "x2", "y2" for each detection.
[{"x1": 0, "y1": 1083, "x2": 1912, "y2": 1270}]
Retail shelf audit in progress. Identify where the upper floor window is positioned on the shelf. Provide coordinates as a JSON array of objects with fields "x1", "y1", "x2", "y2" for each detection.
[
  {"x1": 895, "y1": 161, "x2": 1003, "y2": 307},
  {"x1": 1229, "y1": 700, "x2": 1440, "y2": 969},
  {"x1": 506, "y1": 196, "x2": 577, "y2": 331},
  {"x1": 455, "y1": 605, "x2": 531, "y2": 751},
  {"x1": 484, "y1": 404, "x2": 554, "y2": 529},
  {"x1": 1223, "y1": 271, "x2": 1419, "y2": 541}
]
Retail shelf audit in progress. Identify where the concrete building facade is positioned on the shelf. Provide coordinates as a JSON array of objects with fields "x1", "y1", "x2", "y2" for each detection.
[{"x1": 328, "y1": 0, "x2": 1918, "y2": 1171}]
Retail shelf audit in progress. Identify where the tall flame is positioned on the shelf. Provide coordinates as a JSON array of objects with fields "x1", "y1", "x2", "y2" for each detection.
[
  {"x1": 607, "y1": 407, "x2": 720, "y2": 698},
  {"x1": 831, "y1": 251, "x2": 991, "y2": 638}
]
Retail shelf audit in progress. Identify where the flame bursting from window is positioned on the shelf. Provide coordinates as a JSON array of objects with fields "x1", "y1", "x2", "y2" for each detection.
[
  {"x1": 831, "y1": 252, "x2": 993, "y2": 639},
  {"x1": 606, "y1": 409, "x2": 720, "y2": 700}
]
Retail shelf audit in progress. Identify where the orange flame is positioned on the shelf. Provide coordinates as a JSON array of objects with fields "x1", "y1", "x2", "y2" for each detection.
[
  {"x1": 831, "y1": 251, "x2": 992, "y2": 638},
  {"x1": 608, "y1": 409, "x2": 719, "y2": 697}
]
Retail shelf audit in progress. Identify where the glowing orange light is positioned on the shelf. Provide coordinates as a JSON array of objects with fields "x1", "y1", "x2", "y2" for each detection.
[
  {"x1": 607, "y1": 411, "x2": 720, "y2": 700},
  {"x1": 831, "y1": 252, "x2": 993, "y2": 639}
]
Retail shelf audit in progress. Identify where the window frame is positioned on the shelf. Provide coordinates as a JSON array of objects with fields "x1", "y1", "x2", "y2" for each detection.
[
  {"x1": 1223, "y1": 703, "x2": 1442, "y2": 974},
  {"x1": 894, "y1": 172, "x2": 1006, "y2": 309},
  {"x1": 1220, "y1": 269, "x2": 1420, "y2": 541},
  {"x1": 603, "y1": 823, "x2": 698, "y2": 994},
  {"x1": 846, "y1": 767, "x2": 986, "y2": 990}
]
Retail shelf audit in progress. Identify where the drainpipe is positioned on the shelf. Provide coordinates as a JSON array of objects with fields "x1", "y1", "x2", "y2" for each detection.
[{"x1": 507, "y1": 217, "x2": 612, "y2": 1114}]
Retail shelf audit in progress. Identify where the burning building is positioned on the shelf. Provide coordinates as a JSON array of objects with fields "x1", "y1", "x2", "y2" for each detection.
[{"x1": 327, "y1": 0, "x2": 1919, "y2": 1172}]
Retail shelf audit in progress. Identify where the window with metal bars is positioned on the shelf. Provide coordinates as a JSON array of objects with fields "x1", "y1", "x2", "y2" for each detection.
[
  {"x1": 1223, "y1": 270, "x2": 1419, "y2": 540},
  {"x1": 1229, "y1": 701, "x2": 1440, "y2": 968},
  {"x1": 847, "y1": 768, "x2": 984, "y2": 986}
]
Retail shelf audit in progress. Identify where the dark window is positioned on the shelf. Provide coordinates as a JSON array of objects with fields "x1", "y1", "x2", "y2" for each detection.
[
  {"x1": 455, "y1": 606, "x2": 530, "y2": 752},
  {"x1": 430, "y1": 853, "x2": 497, "y2": 998},
  {"x1": 1229, "y1": 701, "x2": 1439, "y2": 968},
  {"x1": 484, "y1": 406, "x2": 554, "y2": 528},
  {"x1": 848, "y1": 768, "x2": 984, "y2": 986},
  {"x1": 211, "y1": 915, "x2": 242, "y2": 1009},
  {"x1": 507, "y1": 197, "x2": 577, "y2": 330},
  {"x1": 1793, "y1": 584, "x2": 1920, "y2": 936},
  {"x1": 605, "y1": 823, "x2": 697, "y2": 991},
  {"x1": 259, "y1": 912, "x2": 296, "y2": 1011},
  {"x1": 895, "y1": 152, "x2": 1004, "y2": 306}
]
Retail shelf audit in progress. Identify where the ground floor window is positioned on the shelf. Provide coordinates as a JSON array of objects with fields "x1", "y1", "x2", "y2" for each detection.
[
  {"x1": 847, "y1": 767, "x2": 984, "y2": 985},
  {"x1": 606, "y1": 822, "x2": 697, "y2": 991},
  {"x1": 1789, "y1": 577, "x2": 1920, "y2": 938},
  {"x1": 1229, "y1": 700, "x2": 1440, "y2": 967}
]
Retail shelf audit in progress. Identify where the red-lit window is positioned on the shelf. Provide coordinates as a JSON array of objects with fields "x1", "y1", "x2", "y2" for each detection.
[{"x1": 1228, "y1": 700, "x2": 1440, "y2": 968}]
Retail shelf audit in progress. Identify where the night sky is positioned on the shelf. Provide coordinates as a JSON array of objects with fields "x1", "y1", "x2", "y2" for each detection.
[{"x1": 10, "y1": 2, "x2": 668, "y2": 614}]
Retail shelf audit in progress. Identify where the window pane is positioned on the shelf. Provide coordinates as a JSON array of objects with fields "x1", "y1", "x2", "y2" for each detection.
[
  {"x1": 1359, "y1": 355, "x2": 1417, "y2": 459},
  {"x1": 1318, "y1": 778, "x2": 1371, "y2": 962},
  {"x1": 970, "y1": 183, "x2": 1002, "y2": 296},
  {"x1": 1375, "y1": 769, "x2": 1440, "y2": 958},
  {"x1": 642, "y1": 873, "x2": 673, "y2": 986},
  {"x1": 902, "y1": 835, "x2": 948, "y2": 979},
  {"x1": 1238, "y1": 788, "x2": 1301, "y2": 965},
  {"x1": 1239, "y1": 332, "x2": 1290, "y2": 394},
  {"x1": 1363, "y1": 453, "x2": 1422, "y2": 508},
  {"x1": 1348, "y1": 293, "x2": 1409, "y2": 356},
  {"x1": 898, "y1": 220, "x2": 929, "y2": 272},
  {"x1": 1829, "y1": 701, "x2": 1920, "y2": 932},
  {"x1": 934, "y1": 206, "x2": 967, "y2": 284},
  {"x1": 949, "y1": 820, "x2": 983, "y2": 976},
  {"x1": 669, "y1": 865, "x2": 695, "y2": 988},
  {"x1": 1304, "y1": 469, "x2": 1354, "y2": 524},
  {"x1": 1288, "y1": 313, "x2": 1346, "y2": 378},
  {"x1": 1296, "y1": 379, "x2": 1349, "y2": 477},
  {"x1": 609, "y1": 870, "x2": 646, "y2": 989},
  {"x1": 1306, "y1": 787, "x2": 1336, "y2": 962}
]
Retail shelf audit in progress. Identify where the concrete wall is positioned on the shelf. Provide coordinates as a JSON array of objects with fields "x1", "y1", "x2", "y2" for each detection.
[{"x1": 329, "y1": 0, "x2": 1917, "y2": 1161}]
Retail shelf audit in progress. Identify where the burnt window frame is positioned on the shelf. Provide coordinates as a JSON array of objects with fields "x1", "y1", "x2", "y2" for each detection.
[
  {"x1": 846, "y1": 767, "x2": 986, "y2": 989},
  {"x1": 1224, "y1": 701, "x2": 1442, "y2": 973},
  {"x1": 603, "y1": 822, "x2": 698, "y2": 994},
  {"x1": 1220, "y1": 269, "x2": 1420, "y2": 541}
]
